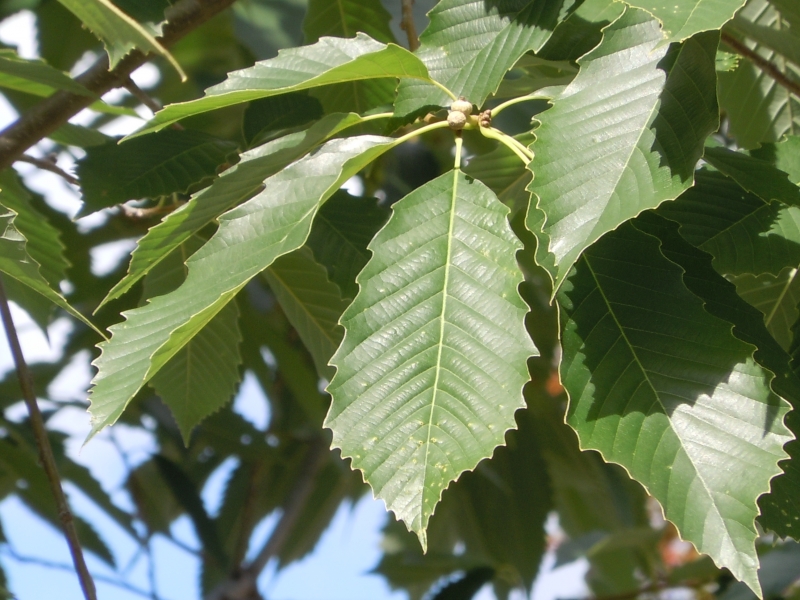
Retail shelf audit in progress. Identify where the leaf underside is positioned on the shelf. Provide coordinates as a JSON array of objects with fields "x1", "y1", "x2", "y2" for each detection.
[{"x1": 326, "y1": 170, "x2": 536, "y2": 548}]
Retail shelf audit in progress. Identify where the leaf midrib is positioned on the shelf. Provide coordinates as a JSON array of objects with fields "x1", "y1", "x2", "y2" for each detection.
[{"x1": 422, "y1": 168, "x2": 459, "y2": 504}]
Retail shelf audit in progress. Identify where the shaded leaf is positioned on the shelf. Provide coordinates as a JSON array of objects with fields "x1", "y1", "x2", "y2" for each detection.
[
  {"x1": 55, "y1": 0, "x2": 184, "y2": 76},
  {"x1": 76, "y1": 130, "x2": 238, "y2": 215},
  {"x1": 703, "y1": 146, "x2": 800, "y2": 207},
  {"x1": 242, "y1": 93, "x2": 323, "y2": 147},
  {"x1": 0, "y1": 203, "x2": 100, "y2": 336},
  {"x1": 263, "y1": 246, "x2": 347, "y2": 380},
  {"x1": 89, "y1": 135, "x2": 403, "y2": 437},
  {"x1": 718, "y1": 0, "x2": 800, "y2": 148},
  {"x1": 430, "y1": 567, "x2": 495, "y2": 600},
  {"x1": 305, "y1": 190, "x2": 389, "y2": 300},
  {"x1": 750, "y1": 135, "x2": 800, "y2": 185},
  {"x1": 153, "y1": 455, "x2": 228, "y2": 567},
  {"x1": 656, "y1": 169, "x2": 800, "y2": 276},
  {"x1": 326, "y1": 170, "x2": 535, "y2": 547},
  {"x1": 558, "y1": 222, "x2": 791, "y2": 594},
  {"x1": 0, "y1": 49, "x2": 93, "y2": 96},
  {"x1": 538, "y1": 0, "x2": 626, "y2": 61},
  {"x1": 147, "y1": 238, "x2": 243, "y2": 444},
  {"x1": 135, "y1": 33, "x2": 434, "y2": 135},
  {"x1": 529, "y1": 12, "x2": 719, "y2": 290},
  {"x1": 101, "y1": 113, "x2": 368, "y2": 307},
  {"x1": 394, "y1": 0, "x2": 572, "y2": 116},
  {"x1": 732, "y1": 268, "x2": 800, "y2": 352}
]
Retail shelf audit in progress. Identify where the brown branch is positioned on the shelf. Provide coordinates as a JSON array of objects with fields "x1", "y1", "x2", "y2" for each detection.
[
  {"x1": 16, "y1": 154, "x2": 79, "y2": 185},
  {"x1": 121, "y1": 76, "x2": 163, "y2": 114},
  {"x1": 0, "y1": 0, "x2": 237, "y2": 171},
  {"x1": 721, "y1": 31, "x2": 800, "y2": 99},
  {"x1": 205, "y1": 439, "x2": 328, "y2": 600},
  {"x1": 0, "y1": 276, "x2": 97, "y2": 600},
  {"x1": 400, "y1": 0, "x2": 419, "y2": 52}
]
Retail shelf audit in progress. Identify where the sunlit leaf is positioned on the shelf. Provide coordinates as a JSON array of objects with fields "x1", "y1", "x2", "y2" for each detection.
[
  {"x1": 134, "y1": 33, "x2": 434, "y2": 136},
  {"x1": 529, "y1": 10, "x2": 719, "y2": 290},
  {"x1": 620, "y1": 0, "x2": 747, "y2": 43},
  {"x1": 326, "y1": 170, "x2": 535, "y2": 547}
]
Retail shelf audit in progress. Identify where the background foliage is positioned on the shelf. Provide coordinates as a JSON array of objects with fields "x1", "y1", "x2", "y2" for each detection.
[{"x1": 0, "y1": 0, "x2": 799, "y2": 599}]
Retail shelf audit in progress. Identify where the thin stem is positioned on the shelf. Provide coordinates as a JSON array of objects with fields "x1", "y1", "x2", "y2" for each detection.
[
  {"x1": 16, "y1": 155, "x2": 78, "y2": 185},
  {"x1": 400, "y1": 0, "x2": 419, "y2": 51},
  {"x1": 454, "y1": 132, "x2": 463, "y2": 170},
  {"x1": 359, "y1": 111, "x2": 394, "y2": 122},
  {"x1": 394, "y1": 119, "x2": 451, "y2": 145},
  {"x1": 491, "y1": 93, "x2": 546, "y2": 118},
  {"x1": 122, "y1": 77, "x2": 162, "y2": 114},
  {"x1": 479, "y1": 126, "x2": 533, "y2": 164},
  {"x1": 0, "y1": 276, "x2": 97, "y2": 600},
  {"x1": 722, "y1": 31, "x2": 800, "y2": 99},
  {"x1": 2, "y1": 547, "x2": 152, "y2": 599},
  {"x1": 430, "y1": 79, "x2": 458, "y2": 101}
]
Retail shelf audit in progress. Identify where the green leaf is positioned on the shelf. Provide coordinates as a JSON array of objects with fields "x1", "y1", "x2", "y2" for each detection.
[
  {"x1": 394, "y1": 0, "x2": 572, "y2": 116},
  {"x1": 55, "y1": 0, "x2": 184, "y2": 77},
  {"x1": 656, "y1": 169, "x2": 800, "y2": 276},
  {"x1": 153, "y1": 455, "x2": 228, "y2": 567},
  {"x1": 0, "y1": 202, "x2": 100, "y2": 337},
  {"x1": 303, "y1": 0, "x2": 396, "y2": 44},
  {"x1": 557, "y1": 222, "x2": 792, "y2": 594},
  {"x1": 618, "y1": 0, "x2": 747, "y2": 43},
  {"x1": 703, "y1": 146, "x2": 800, "y2": 206},
  {"x1": 305, "y1": 190, "x2": 389, "y2": 300},
  {"x1": 750, "y1": 135, "x2": 800, "y2": 185},
  {"x1": 263, "y1": 246, "x2": 347, "y2": 380},
  {"x1": 728, "y1": 15, "x2": 800, "y2": 66},
  {"x1": 326, "y1": 170, "x2": 536, "y2": 548},
  {"x1": 538, "y1": 0, "x2": 626, "y2": 61},
  {"x1": 242, "y1": 93, "x2": 323, "y2": 147},
  {"x1": 732, "y1": 268, "x2": 800, "y2": 352},
  {"x1": 146, "y1": 239, "x2": 243, "y2": 444},
  {"x1": 76, "y1": 129, "x2": 239, "y2": 216},
  {"x1": 100, "y1": 113, "x2": 368, "y2": 308},
  {"x1": 0, "y1": 49, "x2": 93, "y2": 97},
  {"x1": 89, "y1": 135, "x2": 402, "y2": 437},
  {"x1": 529, "y1": 11, "x2": 719, "y2": 290},
  {"x1": 133, "y1": 33, "x2": 434, "y2": 136},
  {"x1": 718, "y1": 0, "x2": 800, "y2": 149},
  {"x1": 48, "y1": 123, "x2": 112, "y2": 148}
]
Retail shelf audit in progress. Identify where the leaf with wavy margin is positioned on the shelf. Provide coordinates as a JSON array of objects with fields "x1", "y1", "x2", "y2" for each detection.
[
  {"x1": 528, "y1": 10, "x2": 718, "y2": 291},
  {"x1": 100, "y1": 113, "x2": 368, "y2": 308},
  {"x1": 89, "y1": 135, "x2": 404, "y2": 438},
  {"x1": 620, "y1": 0, "x2": 746, "y2": 43},
  {"x1": 558, "y1": 221, "x2": 791, "y2": 594},
  {"x1": 133, "y1": 34, "x2": 433, "y2": 136},
  {"x1": 394, "y1": 0, "x2": 571, "y2": 116},
  {"x1": 326, "y1": 170, "x2": 535, "y2": 547}
]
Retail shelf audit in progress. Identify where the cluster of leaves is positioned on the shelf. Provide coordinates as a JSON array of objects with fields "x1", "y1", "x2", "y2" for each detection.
[{"x1": 1, "y1": 0, "x2": 800, "y2": 598}]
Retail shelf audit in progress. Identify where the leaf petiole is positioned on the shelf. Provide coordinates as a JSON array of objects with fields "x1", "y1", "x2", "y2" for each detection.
[
  {"x1": 479, "y1": 126, "x2": 532, "y2": 164},
  {"x1": 430, "y1": 79, "x2": 458, "y2": 101},
  {"x1": 393, "y1": 119, "x2": 451, "y2": 145},
  {"x1": 490, "y1": 94, "x2": 540, "y2": 117},
  {"x1": 454, "y1": 133, "x2": 463, "y2": 170},
  {"x1": 358, "y1": 111, "x2": 394, "y2": 122}
]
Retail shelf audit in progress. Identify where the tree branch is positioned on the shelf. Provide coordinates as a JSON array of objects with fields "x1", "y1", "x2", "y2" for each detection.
[
  {"x1": 0, "y1": 0, "x2": 237, "y2": 171},
  {"x1": 400, "y1": 0, "x2": 419, "y2": 52},
  {"x1": 721, "y1": 31, "x2": 800, "y2": 99},
  {"x1": 205, "y1": 438, "x2": 328, "y2": 600},
  {"x1": 0, "y1": 276, "x2": 97, "y2": 600},
  {"x1": 16, "y1": 155, "x2": 78, "y2": 185},
  {"x1": 2, "y1": 547, "x2": 154, "y2": 600}
]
